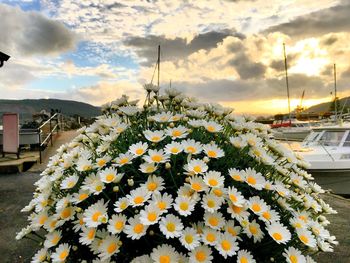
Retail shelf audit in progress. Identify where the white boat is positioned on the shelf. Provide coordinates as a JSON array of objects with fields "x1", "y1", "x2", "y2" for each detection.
[
  {"x1": 272, "y1": 120, "x2": 312, "y2": 142},
  {"x1": 295, "y1": 124, "x2": 350, "y2": 195}
]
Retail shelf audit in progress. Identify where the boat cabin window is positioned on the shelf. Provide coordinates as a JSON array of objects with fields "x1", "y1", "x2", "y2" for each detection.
[
  {"x1": 343, "y1": 132, "x2": 350, "y2": 147},
  {"x1": 319, "y1": 131, "x2": 346, "y2": 146},
  {"x1": 303, "y1": 131, "x2": 322, "y2": 146}
]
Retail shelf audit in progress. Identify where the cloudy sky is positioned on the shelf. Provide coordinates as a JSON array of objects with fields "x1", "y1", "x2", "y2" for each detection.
[{"x1": 1, "y1": 0, "x2": 350, "y2": 115}]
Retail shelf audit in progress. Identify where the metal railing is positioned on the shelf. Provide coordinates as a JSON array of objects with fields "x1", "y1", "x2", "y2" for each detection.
[{"x1": 38, "y1": 113, "x2": 63, "y2": 163}]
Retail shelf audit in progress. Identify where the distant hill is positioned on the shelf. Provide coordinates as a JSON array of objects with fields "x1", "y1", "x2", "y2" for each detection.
[
  {"x1": 303, "y1": 96, "x2": 350, "y2": 114},
  {"x1": 0, "y1": 99, "x2": 101, "y2": 123}
]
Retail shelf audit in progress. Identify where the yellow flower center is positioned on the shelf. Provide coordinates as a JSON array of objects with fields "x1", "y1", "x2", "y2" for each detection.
[
  {"x1": 107, "y1": 242, "x2": 117, "y2": 254},
  {"x1": 119, "y1": 158, "x2": 129, "y2": 164},
  {"x1": 147, "y1": 212, "x2": 157, "y2": 222},
  {"x1": 134, "y1": 223, "x2": 144, "y2": 234},
  {"x1": 158, "y1": 201, "x2": 166, "y2": 210},
  {"x1": 159, "y1": 255, "x2": 170, "y2": 263},
  {"x1": 59, "y1": 250, "x2": 68, "y2": 260},
  {"x1": 61, "y1": 208, "x2": 71, "y2": 219},
  {"x1": 193, "y1": 165, "x2": 202, "y2": 173},
  {"x1": 83, "y1": 165, "x2": 92, "y2": 171},
  {"x1": 171, "y1": 147, "x2": 179, "y2": 153},
  {"x1": 240, "y1": 257, "x2": 248, "y2": 263},
  {"x1": 120, "y1": 202, "x2": 127, "y2": 210},
  {"x1": 192, "y1": 182, "x2": 202, "y2": 191},
  {"x1": 252, "y1": 203, "x2": 261, "y2": 212},
  {"x1": 262, "y1": 211, "x2": 271, "y2": 220},
  {"x1": 232, "y1": 174, "x2": 242, "y2": 181},
  {"x1": 106, "y1": 174, "x2": 115, "y2": 182},
  {"x1": 207, "y1": 150, "x2": 217, "y2": 158},
  {"x1": 185, "y1": 235, "x2": 193, "y2": 244},
  {"x1": 207, "y1": 126, "x2": 215, "y2": 132},
  {"x1": 115, "y1": 221, "x2": 124, "y2": 230},
  {"x1": 151, "y1": 155, "x2": 163, "y2": 162},
  {"x1": 221, "y1": 240, "x2": 231, "y2": 251},
  {"x1": 180, "y1": 202, "x2": 189, "y2": 211},
  {"x1": 136, "y1": 149, "x2": 144, "y2": 155},
  {"x1": 172, "y1": 130, "x2": 182, "y2": 137},
  {"x1": 166, "y1": 222, "x2": 176, "y2": 232},
  {"x1": 134, "y1": 196, "x2": 144, "y2": 204},
  {"x1": 273, "y1": 232, "x2": 283, "y2": 241},
  {"x1": 247, "y1": 176, "x2": 257, "y2": 185},
  {"x1": 92, "y1": 212, "x2": 102, "y2": 222},
  {"x1": 79, "y1": 193, "x2": 88, "y2": 200},
  {"x1": 213, "y1": 188, "x2": 223, "y2": 197},
  {"x1": 187, "y1": 146, "x2": 196, "y2": 153},
  {"x1": 290, "y1": 255, "x2": 298, "y2": 263},
  {"x1": 300, "y1": 235, "x2": 309, "y2": 244},
  {"x1": 227, "y1": 227, "x2": 237, "y2": 236},
  {"x1": 88, "y1": 229, "x2": 95, "y2": 239},
  {"x1": 52, "y1": 235, "x2": 60, "y2": 245},
  {"x1": 249, "y1": 225, "x2": 258, "y2": 235},
  {"x1": 207, "y1": 200, "x2": 215, "y2": 208},
  {"x1": 208, "y1": 179, "x2": 218, "y2": 187},
  {"x1": 208, "y1": 217, "x2": 219, "y2": 227},
  {"x1": 39, "y1": 215, "x2": 48, "y2": 225},
  {"x1": 147, "y1": 182, "x2": 158, "y2": 191},
  {"x1": 229, "y1": 194, "x2": 237, "y2": 203},
  {"x1": 146, "y1": 166, "x2": 155, "y2": 173},
  {"x1": 151, "y1": 136, "x2": 160, "y2": 142},
  {"x1": 231, "y1": 204, "x2": 242, "y2": 214},
  {"x1": 195, "y1": 251, "x2": 207, "y2": 261},
  {"x1": 67, "y1": 181, "x2": 75, "y2": 188},
  {"x1": 95, "y1": 185, "x2": 103, "y2": 192},
  {"x1": 97, "y1": 159, "x2": 106, "y2": 166},
  {"x1": 207, "y1": 233, "x2": 216, "y2": 242}
]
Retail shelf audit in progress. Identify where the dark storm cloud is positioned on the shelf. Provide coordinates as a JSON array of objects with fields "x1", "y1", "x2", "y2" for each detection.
[
  {"x1": 124, "y1": 29, "x2": 243, "y2": 65},
  {"x1": 172, "y1": 73, "x2": 331, "y2": 102},
  {"x1": 269, "y1": 54, "x2": 299, "y2": 72},
  {"x1": 264, "y1": 2, "x2": 350, "y2": 38},
  {"x1": 0, "y1": 4, "x2": 76, "y2": 56},
  {"x1": 228, "y1": 53, "x2": 266, "y2": 80},
  {"x1": 321, "y1": 35, "x2": 338, "y2": 46}
]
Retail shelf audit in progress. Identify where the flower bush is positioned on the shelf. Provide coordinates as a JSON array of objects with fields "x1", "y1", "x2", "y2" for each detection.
[{"x1": 18, "y1": 86, "x2": 338, "y2": 263}]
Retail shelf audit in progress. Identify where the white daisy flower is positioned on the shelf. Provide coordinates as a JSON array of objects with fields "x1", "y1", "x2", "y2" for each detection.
[
  {"x1": 152, "y1": 111, "x2": 173, "y2": 122},
  {"x1": 139, "y1": 162, "x2": 157, "y2": 174},
  {"x1": 228, "y1": 168, "x2": 245, "y2": 182},
  {"x1": 139, "y1": 204, "x2": 162, "y2": 225},
  {"x1": 189, "y1": 245, "x2": 213, "y2": 263},
  {"x1": 216, "y1": 232, "x2": 239, "y2": 258},
  {"x1": 142, "y1": 175, "x2": 165, "y2": 193},
  {"x1": 225, "y1": 220, "x2": 241, "y2": 238},
  {"x1": 72, "y1": 213, "x2": 85, "y2": 233},
  {"x1": 297, "y1": 229, "x2": 317, "y2": 248},
  {"x1": 57, "y1": 206, "x2": 75, "y2": 222},
  {"x1": 159, "y1": 214, "x2": 184, "y2": 238},
  {"x1": 55, "y1": 195, "x2": 72, "y2": 210},
  {"x1": 290, "y1": 217, "x2": 307, "y2": 230},
  {"x1": 44, "y1": 230, "x2": 62, "y2": 248},
  {"x1": 184, "y1": 159, "x2": 208, "y2": 175},
  {"x1": 241, "y1": 133, "x2": 263, "y2": 148},
  {"x1": 267, "y1": 222, "x2": 291, "y2": 244},
  {"x1": 99, "y1": 167, "x2": 123, "y2": 184},
  {"x1": 71, "y1": 190, "x2": 90, "y2": 204},
  {"x1": 143, "y1": 149, "x2": 170, "y2": 164},
  {"x1": 283, "y1": 247, "x2": 306, "y2": 263},
  {"x1": 151, "y1": 193, "x2": 173, "y2": 214},
  {"x1": 236, "y1": 249, "x2": 256, "y2": 263},
  {"x1": 201, "y1": 193, "x2": 223, "y2": 213},
  {"x1": 189, "y1": 176, "x2": 208, "y2": 192},
  {"x1": 202, "y1": 227, "x2": 220, "y2": 246},
  {"x1": 107, "y1": 214, "x2": 127, "y2": 234},
  {"x1": 31, "y1": 247, "x2": 47, "y2": 263},
  {"x1": 180, "y1": 227, "x2": 200, "y2": 250},
  {"x1": 79, "y1": 227, "x2": 97, "y2": 245},
  {"x1": 76, "y1": 157, "x2": 93, "y2": 172},
  {"x1": 131, "y1": 255, "x2": 153, "y2": 263},
  {"x1": 119, "y1": 105, "x2": 140, "y2": 116},
  {"x1": 227, "y1": 203, "x2": 250, "y2": 220},
  {"x1": 248, "y1": 196, "x2": 267, "y2": 214},
  {"x1": 51, "y1": 243, "x2": 70, "y2": 263},
  {"x1": 129, "y1": 142, "x2": 148, "y2": 156},
  {"x1": 174, "y1": 195, "x2": 196, "y2": 217},
  {"x1": 166, "y1": 125, "x2": 189, "y2": 139},
  {"x1": 203, "y1": 121, "x2": 223, "y2": 133},
  {"x1": 229, "y1": 136, "x2": 247, "y2": 149},
  {"x1": 182, "y1": 139, "x2": 202, "y2": 155},
  {"x1": 188, "y1": 119, "x2": 204, "y2": 128},
  {"x1": 114, "y1": 152, "x2": 134, "y2": 166},
  {"x1": 95, "y1": 155, "x2": 112, "y2": 168},
  {"x1": 82, "y1": 174, "x2": 105, "y2": 195},
  {"x1": 227, "y1": 187, "x2": 246, "y2": 207},
  {"x1": 171, "y1": 114, "x2": 183, "y2": 122},
  {"x1": 127, "y1": 187, "x2": 151, "y2": 207},
  {"x1": 98, "y1": 234, "x2": 120, "y2": 261},
  {"x1": 259, "y1": 206, "x2": 280, "y2": 223},
  {"x1": 164, "y1": 142, "x2": 184, "y2": 155},
  {"x1": 244, "y1": 220, "x2": 264, "y2": 243},
  {"x1": 203, "y1": 171, "x2": 224, "y2": 188},
  {"x1": 143, "y1": 130, "x2": 165, "y2": 143},
  {"x1": 124, "y1": 215, "x2": 148, "y2": 240},
  {"x1": 150, "y1": 244, "x2": 180, "y2": 263},
  {"x1": 114, "y1": 197, "x2": 130, "y2": 213},
  {"x1": 83, "y1": 199, "x2": 108, "y2": 228},
  {"x1": 60, "y1": 175, "x2": 79, "y2": 190},
  {"x1": 243, "y1": 168, "x2": 266, "y2": 190},
  {"x1": 203, "y1": 144, "x2": 225, "y2": 158},
  {"x1": 204, "y1": 211, "x2": 225, "y2": 230}
]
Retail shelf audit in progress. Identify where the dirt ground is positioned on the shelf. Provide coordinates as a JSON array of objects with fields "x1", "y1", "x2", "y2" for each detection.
[{"x1": 1, "y1": 171, "x2": 349, "y2": 262}]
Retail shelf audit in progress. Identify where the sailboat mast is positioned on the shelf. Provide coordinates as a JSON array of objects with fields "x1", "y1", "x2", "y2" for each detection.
[
  {"x1": 334, "y1": 63, "x2": 337, "y2": 121},
  {"x1": 157, "y1": 45, "x2": 160, "y2": 89},
  {"x1": 283, "y1": 43, "x2": 291, "y2": 123}
]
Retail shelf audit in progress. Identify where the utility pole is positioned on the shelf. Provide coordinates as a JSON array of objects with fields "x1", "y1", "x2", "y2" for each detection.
[
  {"x1": 283, "y1": 43, "x2": 291, "y2": 124},
  {"x1": 157, "y1": 45, "x2": 160, "y2": 89}
]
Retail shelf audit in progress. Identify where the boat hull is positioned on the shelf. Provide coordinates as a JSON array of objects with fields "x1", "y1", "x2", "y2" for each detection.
[
  {"x1": 273, "y1": 130, "x2": 310, "y2": 141},
  {"x1": 308, "y1": 170, "x2": 350, "y2": 196}
]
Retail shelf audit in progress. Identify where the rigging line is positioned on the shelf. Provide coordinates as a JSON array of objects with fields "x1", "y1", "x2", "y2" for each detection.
[{"x1": 150, "y1": 59, "x2": 158, "y2": 84}]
